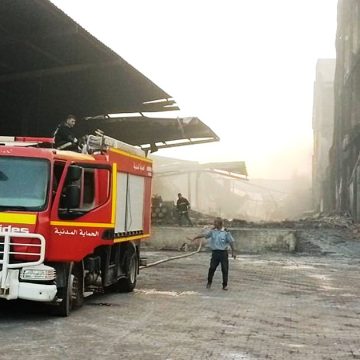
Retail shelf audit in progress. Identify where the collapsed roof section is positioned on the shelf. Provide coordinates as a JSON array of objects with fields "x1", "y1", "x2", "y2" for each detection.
[
  {"x1": 202, "y1": 162, "x2": 248, "y2": 177},
  {"x1": 153, "y1": 156, "x2": 247, "y2": 179},
  {"x1": 0, "y1": 0, "x2": 178, "y2": 137},
  {"x1": 77, "y1": 115, "x2": 219, "y2": 151}
]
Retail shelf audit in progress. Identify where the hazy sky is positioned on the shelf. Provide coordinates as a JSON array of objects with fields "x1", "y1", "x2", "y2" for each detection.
[{"x1": 52, "y1": 0, "x2": 338, "y2": 179}]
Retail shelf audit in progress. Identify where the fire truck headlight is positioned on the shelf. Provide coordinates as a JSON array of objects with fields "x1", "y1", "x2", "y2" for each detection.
[{"x1": 20, "y1": 265, "x2": 56, "y2": 281}]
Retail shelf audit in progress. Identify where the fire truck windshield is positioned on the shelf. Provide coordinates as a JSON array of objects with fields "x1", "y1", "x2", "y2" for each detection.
[{"x1": 0, "y1": 157, "x2": 50, "y2": 211}]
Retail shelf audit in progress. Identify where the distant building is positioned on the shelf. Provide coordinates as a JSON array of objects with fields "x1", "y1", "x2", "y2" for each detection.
[
  {"x1": 152, "y1": 155, "x2": 310, "y2": 221},
  {"x1": 330, "y1": 0, "x2": 360, "y2": 220},
  {"x1": 152, "y1": 156, "x2": 249, "y2": 220},
  {"x1": 312, "y1": 59, "x2": 335, "y2": 213}
]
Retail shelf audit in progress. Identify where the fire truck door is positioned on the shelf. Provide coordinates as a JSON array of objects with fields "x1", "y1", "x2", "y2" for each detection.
[{"x1": 52, "y1": 163, "x2": 113, "y2": 226}]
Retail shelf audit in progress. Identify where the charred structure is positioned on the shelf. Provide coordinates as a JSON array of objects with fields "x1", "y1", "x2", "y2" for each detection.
[{"x1": 330, "y1": 0, "x2": 360, "y2": 220}]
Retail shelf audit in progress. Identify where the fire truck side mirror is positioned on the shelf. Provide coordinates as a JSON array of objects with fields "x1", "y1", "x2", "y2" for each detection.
[
  {"x1": 68, "y1": 165, "x2": 82, "y2": 182},
  {"x1": 65, "y1": 184, "x2": 81, "y2": 209}
]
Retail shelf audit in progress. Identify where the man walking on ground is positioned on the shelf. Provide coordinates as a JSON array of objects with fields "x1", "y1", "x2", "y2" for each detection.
[
  {"x1": 176, "y1": 193, "x2": 193, "y2": 226},
  {"x1": 191, "y1": 217, "x2": 236, "y2": 290}
]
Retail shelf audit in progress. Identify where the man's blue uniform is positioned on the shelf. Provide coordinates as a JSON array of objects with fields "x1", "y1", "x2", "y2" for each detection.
[{"x1": 204, "y1": 228, "x2": 234, "y2": 288}]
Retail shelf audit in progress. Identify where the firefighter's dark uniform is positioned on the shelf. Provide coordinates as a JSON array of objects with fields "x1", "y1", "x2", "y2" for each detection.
[{"x1": 53, "y1": 123, "x2": 78, "y2": 151}]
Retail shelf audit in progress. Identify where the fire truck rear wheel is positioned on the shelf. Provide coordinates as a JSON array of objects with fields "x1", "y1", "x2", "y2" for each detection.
[{"x1": 117, "y1": 250, "x2": 138, "y2": 293}]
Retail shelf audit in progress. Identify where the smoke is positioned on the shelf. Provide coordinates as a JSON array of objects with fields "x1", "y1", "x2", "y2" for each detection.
[{"x1": 153, "y1": 157, "x2": 313, "y2": 222}]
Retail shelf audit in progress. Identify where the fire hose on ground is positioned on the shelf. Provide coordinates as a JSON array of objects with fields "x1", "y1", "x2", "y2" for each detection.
[{"x1": 140, "y1": 240, "x2": 203, "y2": 270}]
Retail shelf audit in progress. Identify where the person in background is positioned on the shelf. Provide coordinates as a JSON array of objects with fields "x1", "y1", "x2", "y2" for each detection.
[
  {"x1": 53, "y1": 114, "x2": 79, "y2": 151},
  {"x1": 191, "y1": 217, "x2": 236, "y2": 290},
  {"x1": 176, "y1": 193, "x2": 193, "y2": 226}
]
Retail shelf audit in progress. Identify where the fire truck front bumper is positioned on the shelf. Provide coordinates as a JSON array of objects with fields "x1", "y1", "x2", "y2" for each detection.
[{"x1": 0, "y1": 269, "x2": 57, "y2": 302}]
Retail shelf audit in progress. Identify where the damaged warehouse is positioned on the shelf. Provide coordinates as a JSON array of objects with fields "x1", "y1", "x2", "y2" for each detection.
[
  {"x1": 312, "y1": 59, "x2": 335, "y2": 213},
  {"x1": 329, "y1": 0, "x2": 360, "y2": 221}
]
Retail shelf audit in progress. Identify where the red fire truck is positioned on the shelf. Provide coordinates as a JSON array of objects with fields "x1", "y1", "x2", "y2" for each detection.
[{"x1": 0, "y1": 134, "x2": 152, "y2": 316}]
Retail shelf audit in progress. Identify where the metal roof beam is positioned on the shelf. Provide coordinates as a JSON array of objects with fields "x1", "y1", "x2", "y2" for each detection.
[
  {"x1": 0, "y1": 60, "x2": 122, "y2": 83},
  {"x1": 140, "y1": 137, "x2": 219, "y2": 151},
  {"x1": 0, "y1": 35, "x2": 64, "y2": 65},
  {"x1": 36, "y1": 27, "x2": 81, "y2": 40},
  {"x1": 141, "y1": 101, "x2": 179, "y2": 112},
  {"x1": 25, "y1": 42, "x2": 64, "y2": 66}
]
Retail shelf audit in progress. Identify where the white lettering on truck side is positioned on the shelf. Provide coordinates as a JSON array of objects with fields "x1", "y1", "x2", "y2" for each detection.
[{"x1": 0, "y1": 225, "x2": 30, "y2": 233}]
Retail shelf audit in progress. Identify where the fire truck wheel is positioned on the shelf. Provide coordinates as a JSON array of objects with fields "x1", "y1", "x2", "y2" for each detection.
[
  {"x1": 53, "y1": 264, "x2": 83, "y2": 316},
  {"x1": 71, "y1": 265, "x2": 84, "y2": 308},
  {"x1": 117, "y1": 250, "x2": 138, "y2": 293},
  {"x1": 53, "y1": 272, "x2": 71, "y2": 316}
]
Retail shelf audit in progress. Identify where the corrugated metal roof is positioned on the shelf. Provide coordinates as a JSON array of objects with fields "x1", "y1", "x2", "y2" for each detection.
[
  {"x1": 77, "y1": 115, "x2": 219, "y2": 151},
  {"x1": 0, "y1": 0, "x2": 178, "y2": 137}
]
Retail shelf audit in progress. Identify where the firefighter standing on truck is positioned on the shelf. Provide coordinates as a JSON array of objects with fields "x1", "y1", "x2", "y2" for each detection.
[{"x1": 53, "y1": 114, "x2": 79, "y2": 151}]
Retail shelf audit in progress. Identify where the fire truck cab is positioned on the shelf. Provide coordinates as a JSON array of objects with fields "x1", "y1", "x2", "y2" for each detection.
[{"x1": 0, "y1": 135, "x2": 152, "y2": 316}]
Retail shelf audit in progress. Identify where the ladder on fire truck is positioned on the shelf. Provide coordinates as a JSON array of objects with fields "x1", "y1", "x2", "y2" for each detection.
[{"x1": 84, "y1": 130, "x2": 146, "y2": 157}]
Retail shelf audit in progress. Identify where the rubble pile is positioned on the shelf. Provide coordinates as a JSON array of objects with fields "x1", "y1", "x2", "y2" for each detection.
[
  {"x1": 151, "y1": 200, "x2": 177, "y2": 225},
  {"x1": 151, "y1": 194, "x2": 357, "y2": 232},
  {"x1": 227, "y1": 214, "x2": 355, "y2": 230},
  {"x1": 151, "y1": 196, "x2": 215, "y2": 226},
  {"x1": 304, "y1": 214, "x2": 353, "y2": 229}
]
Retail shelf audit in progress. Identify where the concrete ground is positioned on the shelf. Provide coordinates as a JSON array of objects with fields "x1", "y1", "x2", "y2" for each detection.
[{"x1": 1, "y1": 230, "x2": 360, "y2": 359}]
